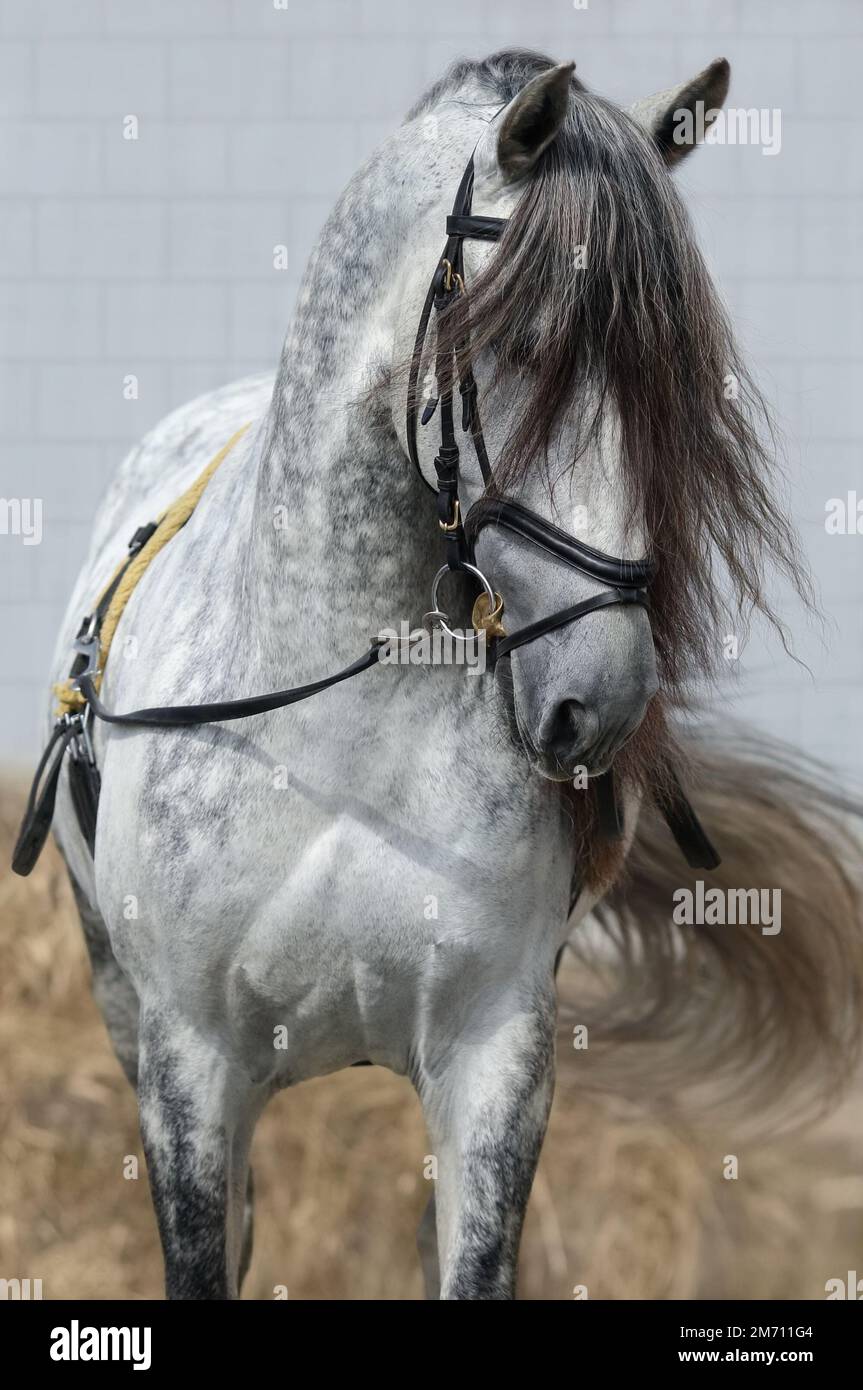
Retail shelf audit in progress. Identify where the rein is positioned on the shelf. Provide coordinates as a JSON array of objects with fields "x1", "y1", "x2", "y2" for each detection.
[{"x1": 12, "y1": 151, "x2": 720, "y2": 880}]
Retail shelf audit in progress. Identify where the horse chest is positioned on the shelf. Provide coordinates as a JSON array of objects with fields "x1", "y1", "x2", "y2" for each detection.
[{"x1": 97, "y1": 730, "x2": 567, "y2": 1078}]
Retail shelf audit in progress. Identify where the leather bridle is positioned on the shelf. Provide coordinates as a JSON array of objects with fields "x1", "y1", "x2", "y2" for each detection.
[{"x1": 406, "y1": 152, "x2": 656, "y2": 660}]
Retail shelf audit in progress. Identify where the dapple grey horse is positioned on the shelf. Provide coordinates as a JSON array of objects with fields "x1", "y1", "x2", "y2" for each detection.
[{"x1": 48, "y1": 50, "x2": 808, "y2": 1299}]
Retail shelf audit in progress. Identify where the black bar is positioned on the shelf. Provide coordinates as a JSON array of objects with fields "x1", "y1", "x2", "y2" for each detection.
[{"x1": 5, "y1": 1297, "x2": 858, "y2": 1373}]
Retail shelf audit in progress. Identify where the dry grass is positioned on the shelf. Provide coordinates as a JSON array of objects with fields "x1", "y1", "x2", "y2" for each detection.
[{"x1": 1, "y1": 774, "x2": 861, "y2": 1300}]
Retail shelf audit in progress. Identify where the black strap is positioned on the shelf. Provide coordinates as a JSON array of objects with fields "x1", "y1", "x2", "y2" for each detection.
[
  {"x1": 76, "y1": 641, "x2": 385, "y2": 729},
  {"x1": 445, "y1": 213, "x2": 507, "y2": 242},
  {"x1": 595, "y1": 768, "x2": 624, "y2": 840},
  {"x1": 654, "y1": 767, "x2": 722, "y2": 871},
  {"x1": 407, "y1": 153, "x2": 502, "y2": 503},
  {"x1": 493, "y1": 589, "x2": 649, "y2": 661},
  {"x1": 406, "y1": 269, "x2": 440, "y2": 496},
  {"x1": 67, "y1": 752, "x2": 101, "y2": 854},
  {"x1": 12, "y1": 641, "x2": 388, "y2": 877},
  {"x1": 11, "y1": 722, "x2": 75, "y2": 876},
  {"x1": 591, "y1": 764, "x2": 722, "y2": 868}
]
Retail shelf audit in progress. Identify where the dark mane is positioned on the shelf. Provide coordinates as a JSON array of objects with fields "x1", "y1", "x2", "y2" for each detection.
[{"x1": 409, "y1": 50, "x2": 810, "y2": 699}]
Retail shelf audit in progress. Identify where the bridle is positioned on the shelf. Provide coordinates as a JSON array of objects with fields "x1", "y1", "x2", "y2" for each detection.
[
  {"x1": 12, "y1": 148, "x2": 719, "y2": 880},
  {"x1": 406, "y1": 152, "x2": 656, "y2": 660}
]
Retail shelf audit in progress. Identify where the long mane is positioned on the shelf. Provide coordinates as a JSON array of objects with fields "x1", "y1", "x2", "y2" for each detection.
[{"x1": 412, "y1": 50, "x2": 810, "y2": 699}]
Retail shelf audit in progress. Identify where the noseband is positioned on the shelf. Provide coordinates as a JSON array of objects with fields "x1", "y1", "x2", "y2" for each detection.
[{"x1": 406, "y1": 153, "x2": 656, "y2": 658}]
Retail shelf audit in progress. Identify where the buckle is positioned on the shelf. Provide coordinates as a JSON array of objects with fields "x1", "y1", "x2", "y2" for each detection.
[
  {"x1": 61, "y1": 707, "x2": 96, "y2": 766},
  {"x1": 439, "y1": 259, "x2": 464, "y2": 296},
  {"x1": 71, "y1": 631, "x2": 100, "y2": 683},
  {"x1": 128, "y1": 521, "x2": 158, "y2": 555}
]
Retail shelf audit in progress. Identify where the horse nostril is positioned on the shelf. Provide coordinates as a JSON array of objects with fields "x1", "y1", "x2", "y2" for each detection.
[{"x1": 542, "y1": 699, "x2": 587, "y2": 757}]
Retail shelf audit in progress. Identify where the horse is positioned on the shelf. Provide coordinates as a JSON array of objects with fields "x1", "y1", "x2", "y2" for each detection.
[{"x1": 41, "y1": 49, "x2": 862, "y2": 1299}]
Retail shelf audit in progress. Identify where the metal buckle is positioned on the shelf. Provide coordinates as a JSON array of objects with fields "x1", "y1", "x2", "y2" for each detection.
[
  {"x1": 440, "y1": 259, "x2": 464, "y2": 295},
  {"x1": 66, "y1": 621, "x2": 100, "y2": 764},
  {"x1": 439, "y1": 499, "x2": 461, "y2": 533},
  {"x1": 61, "y1": 706, "x2": 96, "y2": 766},
  {"x1": 71, "y1": 629, "x2": 100, "y2": 684}
]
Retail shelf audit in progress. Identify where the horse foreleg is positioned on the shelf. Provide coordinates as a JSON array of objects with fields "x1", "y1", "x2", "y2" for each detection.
[
  {"x1": 137, "y1": 1009, "x2": 262, "y2": 1300},
  {"x1": 69, "y1": 874, "x2": 140, "y2": 1086},
  {"x1": 419, "y1": 995, "x2": 556, "y2": 1300}
]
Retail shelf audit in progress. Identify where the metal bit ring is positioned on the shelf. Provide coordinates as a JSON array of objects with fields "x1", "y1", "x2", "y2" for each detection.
[{"x1": 425, "y1": 563, "x2": 496, "y2": 641}]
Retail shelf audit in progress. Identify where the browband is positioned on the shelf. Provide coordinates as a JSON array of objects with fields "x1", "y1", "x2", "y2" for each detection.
[{"x1": 445, "y1": 213, "x2": 507, "y2": 242}]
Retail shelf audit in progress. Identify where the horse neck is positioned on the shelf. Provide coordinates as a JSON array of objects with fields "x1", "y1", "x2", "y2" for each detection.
[
  {"x1": 246, "y1": 148, "x2": 431, "y2": 663},
  {"x1": 246, "y1": 107, "x2": 491, "y2": 666}
]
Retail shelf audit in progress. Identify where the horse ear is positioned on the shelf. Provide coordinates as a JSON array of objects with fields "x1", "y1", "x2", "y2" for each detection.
[
  {"x1": 496, "y1": 61, "x2": 575, "y2": 183},
  {"x1": 629, "y1": 57, "x2": 730, "y2": 166}
]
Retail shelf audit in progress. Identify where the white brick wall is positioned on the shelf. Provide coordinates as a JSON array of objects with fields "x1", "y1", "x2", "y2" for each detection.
[{"x1": 0, "y1": 0, "x2": 860, "y2": 783}]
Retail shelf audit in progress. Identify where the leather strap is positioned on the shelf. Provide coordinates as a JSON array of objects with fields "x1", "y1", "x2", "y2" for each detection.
[
  {"x1": 67, "y1": 751, "x2": 101, "y2": 854},
  {"x1": 406, "y1": 267, "x2": 440, "y2": 496},
  {"x1": 493, "y1": 588, "x2": 649, "y2": 661},
  {"x1": 595, "y1": 768, "x2": 624, "y2": 840},
  {"x1": 445, "y1": 213, "x2": 507, "y2": 242},
  {"x1": 407, "y1": 154, "x2": 500, "y2": 502},
  {"x1": 588, "y1": 764, "x2": 722, "y2": 870},
  {"x1": 76, "y1": 641, "x2": 385, "y2": 729},
  {"x1": 11, "y1": 721, "x2": 76, "y2": 876},
  {"x1": 654, "y1": 766, "x2": 722, "y2": 870}
]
